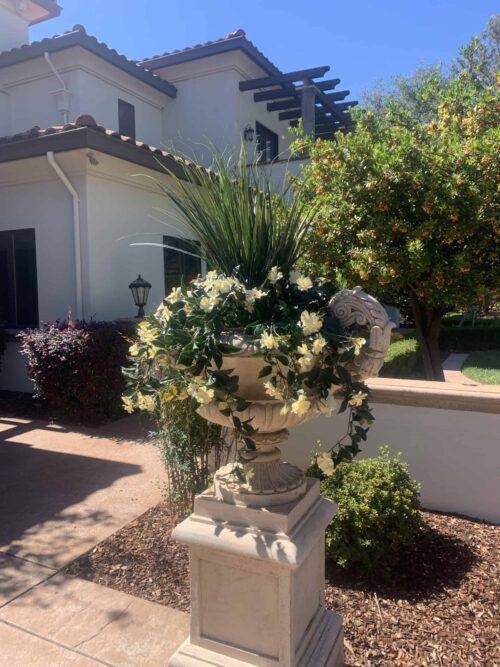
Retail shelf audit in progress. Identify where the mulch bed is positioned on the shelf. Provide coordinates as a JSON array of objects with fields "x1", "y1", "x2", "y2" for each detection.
[
  {"x1": 65, "y1": 505, "x2": 499, "y2": 665},
  {"x1": 0, "y1": 390, "x2": 53, "y2": 421}
]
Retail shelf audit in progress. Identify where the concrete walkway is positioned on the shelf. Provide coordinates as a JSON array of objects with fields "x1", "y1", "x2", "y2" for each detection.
[
  {"x1": 442, "y1": 353, "x2": 478, "y2": 385},
  {"x1": 0, "y1": 415, "x2": 189, "y2": 665}
]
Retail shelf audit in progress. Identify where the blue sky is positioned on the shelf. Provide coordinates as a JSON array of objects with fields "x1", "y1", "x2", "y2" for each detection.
[{"x1": 32, "y1": 0, "x2": 497, "y2": 101}]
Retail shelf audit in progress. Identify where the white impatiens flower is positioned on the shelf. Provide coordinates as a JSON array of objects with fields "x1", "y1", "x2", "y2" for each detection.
[
  {"x1": 268, "y1": 266, "x2": 283, "y2": 284},
  {"x1": 166, "y1": 286, "x2": 183, "y2": 304},
  {"x1": 300, "y1": 310, "x2": 323, "y2": 335},
  {"x1": 289, "y1": 271, "x2": 313, "y2": 291},
  {"x1": 312, "y1": 335, "x2": 327, "y2": 355},
  {"x1": 348, "y1": 391, "x2": 368, "y2": 407},
  {"x1": 291, "y1": 391, "x2": 311, "y2": 417},
  {"x1": 260, "y1": 331, "x2": 279, "y2": 350},
  {"x1": 263, "y1": 381, "x2": 284, "y2": 401}
]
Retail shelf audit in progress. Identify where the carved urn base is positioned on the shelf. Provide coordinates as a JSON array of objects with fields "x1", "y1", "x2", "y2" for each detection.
[{"x1": 214, "y1": 429, "x2": 307, "y2": 507}]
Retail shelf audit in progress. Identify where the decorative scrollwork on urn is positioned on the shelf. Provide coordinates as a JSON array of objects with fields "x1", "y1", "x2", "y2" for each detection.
[{"x1": 329, "y1": 286, "x2": 396, "y2": 380}]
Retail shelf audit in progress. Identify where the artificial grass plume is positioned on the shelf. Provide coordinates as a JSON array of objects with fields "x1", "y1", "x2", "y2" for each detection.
[{"x1": 156, "y1": 144, "x2": 317, "y2": 287}]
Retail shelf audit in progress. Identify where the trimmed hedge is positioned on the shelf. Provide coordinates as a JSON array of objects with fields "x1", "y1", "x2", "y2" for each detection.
[
  {"x1": 19, "y1": 321, "x2": 134, "y2": 424},
  {"x1": 439, "y1": 324, "x2": 500, "y2": 351}
]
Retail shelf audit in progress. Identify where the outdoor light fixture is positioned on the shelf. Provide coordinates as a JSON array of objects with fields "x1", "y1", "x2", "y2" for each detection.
[
  {"x1": 243, "y1": 124, "x2": 255, "y2": 142},
  {"x1": 129, "y1": 274, "x2": 151, "y2": 318}
]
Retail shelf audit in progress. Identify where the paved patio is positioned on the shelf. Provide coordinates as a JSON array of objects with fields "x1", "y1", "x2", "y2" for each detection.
[{"x1": 0, "y1": 415, "x2": 189, "y2": 665}]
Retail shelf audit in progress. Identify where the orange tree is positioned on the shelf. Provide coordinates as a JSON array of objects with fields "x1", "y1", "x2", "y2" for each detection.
[{"x1": 296, "y1": 72, "x2": 499, "y2": 380}]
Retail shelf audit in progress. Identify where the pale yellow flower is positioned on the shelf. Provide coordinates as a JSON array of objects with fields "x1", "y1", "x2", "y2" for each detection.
[
  {"x1": 348, "y1": 391, "x2": 368, "y2": 407},
  {"x1": 290, "y1": 271, "x2": 313, "y2": 291},
  {"x1": 209, "y1": 278, "x2": 233, "y2": 295},
  {"x1": 166, "y1": 286, "x2": 183, "y2": 304},
  {"x1": 183, "y1": 303, "x2": 193, "y2": 314},
  {"x1": 199, "y1": 296, "x2": 218, "y2": 312},
  {"x1": 155, "y1": 303, "x2": 172, "y2": 325},
  {"x1": 138, "y1": 321, "x2": 159, "y2": 343},
  {"x1": 316, "y1": 452, "x2": 334, "y2": 476},
  {"x1": 263, "y1": 381, "x2": 284, "y2": 401},
  {"x1": 353, "y1": 337, "x2": 366, "y2": 356},
  {"x1": 260, "y1": 331, "x2": 279, "y2": 350},
  {"x1": 137, "y1": 393, "x2": 156, "y2": 412},
  {"x1": 129, "y1": 342, "x2": 140, "y2": 357},
  {"x1": 291, "y1": 392, "x2": 311, "y2": 417},
  {"x1": 312, "y1": 335, "x2": 327, "y2": 355},
  {"x1": 268, "y1": 266, "x2": 283, "y2": 284},
  {"x1": 122, "y1": 396, "x2": 135, "y2": 414},
  {"x1": 300, "y1": 310, "x2": 323, "y2": 335},
  {"x1": 298, "y1": 351, "x2": 314, "y2": 369}
]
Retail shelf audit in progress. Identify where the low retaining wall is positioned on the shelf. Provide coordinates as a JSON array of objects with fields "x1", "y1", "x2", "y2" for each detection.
[{"x1": 286, "y1": 378, "x2": 500, "y2": 524}]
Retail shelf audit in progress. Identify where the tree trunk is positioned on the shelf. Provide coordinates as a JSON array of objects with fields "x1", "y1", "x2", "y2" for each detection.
[{"x1": 411, "y1": 298, "x2": 444, "y2": 381}]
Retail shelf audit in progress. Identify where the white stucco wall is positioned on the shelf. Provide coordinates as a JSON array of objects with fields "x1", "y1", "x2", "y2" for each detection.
[
  {"x1": 84, "y1": 152, "x2": 192, "y2": 320},
  {"x1": 0, "y1": 47, "x2": 170, "y2": 144},
  {"x1": 285, "y1": 400, "x2": 500, "y2": 524},
  {"x1": 157, "y1": 50, "x2": 296, "y2": 166},
  {"x1": 0, "y1": 1, "x2": 29, "y2": 53},
  {"x1": 0, "y1": 153, "x2": 82, "y2": 324}
]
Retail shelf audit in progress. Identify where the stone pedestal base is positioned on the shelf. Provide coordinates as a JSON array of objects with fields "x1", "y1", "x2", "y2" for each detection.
[{"x1": 169, "y1": 478, "x2": 344, "y2": 667}]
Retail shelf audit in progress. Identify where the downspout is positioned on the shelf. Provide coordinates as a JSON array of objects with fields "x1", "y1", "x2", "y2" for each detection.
[
  {"x1": 46, "y1": 151, "x2": 84, "y2": 320},
  {"x1": 44, "y1": 52, "x2": 70, "y2": 124}
]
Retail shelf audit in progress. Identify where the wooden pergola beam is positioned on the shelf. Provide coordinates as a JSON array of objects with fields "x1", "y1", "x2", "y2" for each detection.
[
  {"x1": 279, "y1": 107, "x2": 332, "y2": 121},
  {"x1": 267, "y1": 97, "x2": 301, "y2": 111},
  {"x1": 253, "y1": 87, "x2": 296, "y2": 102},
  {"x1": 315, "y1": 78, "x2": 341, "y2": 91},
  {"x1": 323, "y1": 89, "x2": 350, "y2": 102},
  {"x1": 239, "y1": 65, "x2": 330, "y2": 91}
]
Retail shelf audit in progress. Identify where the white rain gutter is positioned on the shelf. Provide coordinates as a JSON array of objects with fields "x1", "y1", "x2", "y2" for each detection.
[
  {"x1": 44, "y1": 51, "x2": 70, "y2": 124},
  {"x1": 46, "y1": 151, "x2": 84, "y2": 320}
]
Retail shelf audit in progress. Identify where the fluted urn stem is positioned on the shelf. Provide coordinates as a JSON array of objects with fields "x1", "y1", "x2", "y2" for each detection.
[{"x1": 214, "y1": 428, "x2": 307, "y2": 508}]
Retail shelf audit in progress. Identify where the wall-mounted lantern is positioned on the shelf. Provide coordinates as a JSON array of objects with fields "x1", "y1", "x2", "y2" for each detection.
[
  {"x1": 129, "y1": 275, "x2": 151, "y2": 318},
  {"x1": 243, "y1": 124, "x2": 255, "y2": 142}
]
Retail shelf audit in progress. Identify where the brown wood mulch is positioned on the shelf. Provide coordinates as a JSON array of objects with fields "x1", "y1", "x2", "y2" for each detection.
[{"x1": 65, "y1": 504, "x2": 499, "y2": 666}]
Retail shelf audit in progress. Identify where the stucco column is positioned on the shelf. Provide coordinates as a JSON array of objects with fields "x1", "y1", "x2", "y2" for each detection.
[{"x1": 169, "y1": 478, "x2": 343, "y2": 666}]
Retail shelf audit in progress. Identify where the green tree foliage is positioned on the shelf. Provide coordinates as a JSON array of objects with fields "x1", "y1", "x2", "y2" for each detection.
[{"x1": 296, "y1": 24, "x2": 499, "y2": 379}]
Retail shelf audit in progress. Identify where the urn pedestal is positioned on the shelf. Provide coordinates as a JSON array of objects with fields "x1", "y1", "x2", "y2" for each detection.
[
  {"x1": 169, "y1": 478, "x2": 343, "y2": 667},
  {"x1": 169, "y1": 287, "x2": 394, "y2": 667}
]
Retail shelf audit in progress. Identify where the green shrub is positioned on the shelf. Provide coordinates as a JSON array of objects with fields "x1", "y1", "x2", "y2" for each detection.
[
  {"x1": 320, "y1": 446, "x2": 422, "y2": 575},
  {"x1": 156, "y1": 398, "x2": 229, "y2": 517},
  {"x1": 379, "y1": 334, "x2": 422, "y2": 379},
  {"x1": 439, "y1": 324, "x2": 500, "y2": 351},
  {"x1": 19, "y1": 321, "x2": 133, "y2": 424}
]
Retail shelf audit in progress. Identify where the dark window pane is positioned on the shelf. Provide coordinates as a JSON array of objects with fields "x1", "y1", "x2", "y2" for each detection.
[
  {"x1": 255, "y1": 122, "x2": 279, "y2": 163},
  {"x1": 163, "y1": 235, "x2": 201, "y2": 295},
  {"x1": 118, "y1": 99, "x2": 136, "y2": 139},
  {"x1": 0, "y1": 229, "x2": 38, "y2": 328}
]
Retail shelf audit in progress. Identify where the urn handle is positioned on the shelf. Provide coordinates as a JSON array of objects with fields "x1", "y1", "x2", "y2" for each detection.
[{"x1": 329, "y1": 286, "x2": 396, "y2": 380}]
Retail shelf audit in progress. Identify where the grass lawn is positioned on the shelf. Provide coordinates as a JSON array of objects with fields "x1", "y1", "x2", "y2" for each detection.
[{"x1": 461, "y1": 349, "x2": 500, "y2": 385}]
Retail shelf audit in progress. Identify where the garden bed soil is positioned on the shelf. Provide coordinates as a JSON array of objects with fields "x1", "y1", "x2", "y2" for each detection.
[{"x1": 65, "y1": 504, "x2": 498, "y2": 665}]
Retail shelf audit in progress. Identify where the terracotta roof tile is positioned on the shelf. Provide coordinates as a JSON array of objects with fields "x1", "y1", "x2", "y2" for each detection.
[
  {"x1": 0, "y1": 25, "x2": 177, "y2": 98},
  {"x1": 0, "y1": 115, "x2": 206, "y2": 176},
  {"x1": 139, "y1": 29, "x2": 282, "y2": 76}
]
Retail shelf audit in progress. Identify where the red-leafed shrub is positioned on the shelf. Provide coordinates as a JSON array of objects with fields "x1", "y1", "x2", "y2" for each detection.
[{"x1": 19, "y1": 321, "x2": 134, "y2": 424}]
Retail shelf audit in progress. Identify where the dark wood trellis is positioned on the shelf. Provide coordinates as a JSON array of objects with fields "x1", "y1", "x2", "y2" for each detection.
[{"x1": 239, "y1": 65, "x2": 357, "y2": 138}]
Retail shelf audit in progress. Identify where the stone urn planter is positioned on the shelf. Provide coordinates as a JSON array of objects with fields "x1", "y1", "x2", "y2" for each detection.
[
  {"x1": 198, "y1": 286, "x2": 394, "y2": 509},
  {"x1": 170, "y1": 287, "x2": 393, "y2": 667}
]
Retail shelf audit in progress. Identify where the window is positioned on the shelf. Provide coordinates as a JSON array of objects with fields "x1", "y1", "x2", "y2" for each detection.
[
  {"x1": 118, "y1": 99, "x2": 136, "y2": 139},
  {"x1": 0, "y1": 229, "x2": 39, "y2": 328},
  {"x1": 255, "y1": 122, "x2": 279, "y2": 163},
  {"x1": 163, "y1": 235, "x2": 201, "y2": 295}
]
